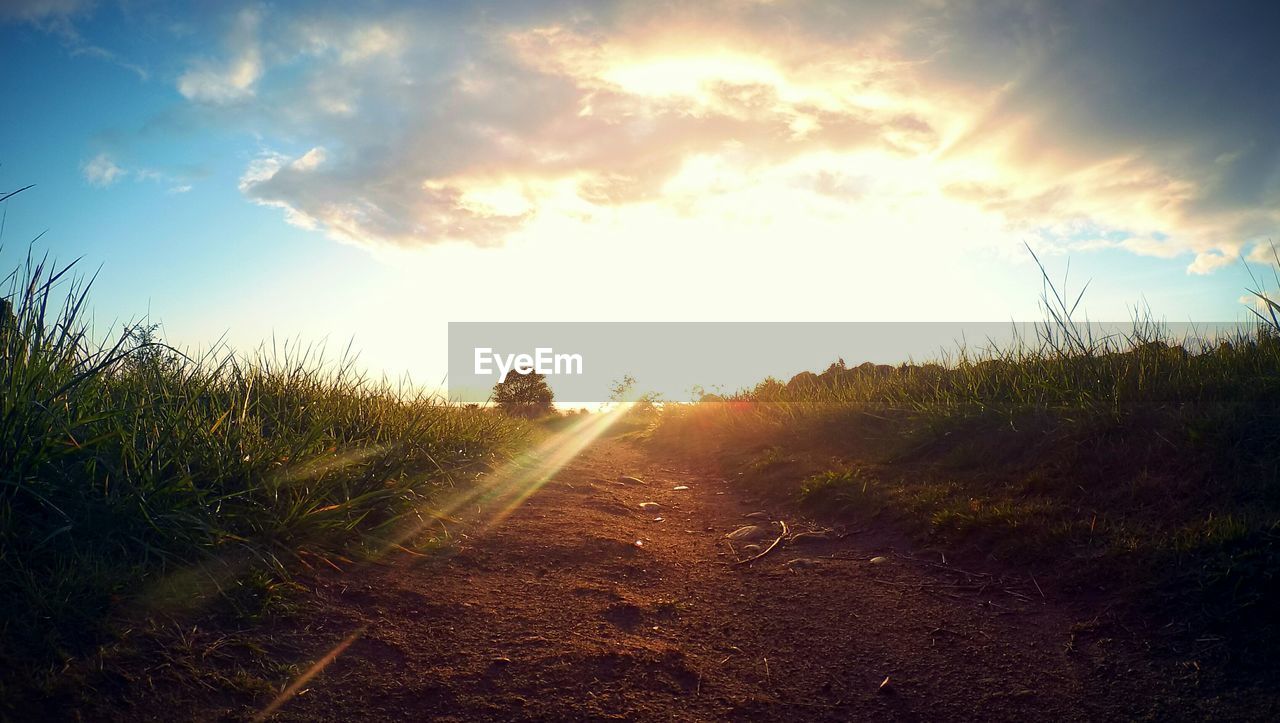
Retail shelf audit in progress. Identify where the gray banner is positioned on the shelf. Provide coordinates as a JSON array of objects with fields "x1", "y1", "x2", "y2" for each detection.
[{"x1": 447, "y1": 322, "x2": 1254, "y2": 404}]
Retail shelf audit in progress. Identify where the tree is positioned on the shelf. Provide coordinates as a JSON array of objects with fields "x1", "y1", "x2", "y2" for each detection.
[
  {"x1": 608, "y1": 374, "x2": 662, "y2": 417},
  {"x1": 492, "y1": 369, "x2": 554, "y2": 418}
]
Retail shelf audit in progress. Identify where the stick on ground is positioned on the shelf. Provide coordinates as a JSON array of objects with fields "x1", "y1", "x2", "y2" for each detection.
[{"x1": 733, "y1": 521, "x2": 789, "y2": 566}]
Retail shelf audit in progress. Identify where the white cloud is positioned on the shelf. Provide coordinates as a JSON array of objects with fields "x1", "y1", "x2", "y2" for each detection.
[
  {"x1": 82, "y1": 153, "x2": 125, "y2": 187},
  {"x1": 1187, "y1": 251, "x2": 1236, "y2": 275},
  {"x1": 338, "y1": 25, "x2": 401, "y2": 65},
  {"x1": 80, "y1": 155, "x2": 197, "y2": 193},
  {"x1": 178, "y1": 53, "x2": 261, "y2": 104},
  {"x1": 176, "y1": 8, "x2": 262, "y2": 104}
]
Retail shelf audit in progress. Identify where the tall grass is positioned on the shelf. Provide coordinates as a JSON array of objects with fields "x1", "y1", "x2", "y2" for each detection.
[
  {"x1": 664, "y1": 245, "x2": 1280, "y2": 427},
  {"x1": 652, "y1": 252, "x2": 1280, "y2": 656},
  {"x1": 0, "y1": 252, "x2": 530, "y2": 663}
]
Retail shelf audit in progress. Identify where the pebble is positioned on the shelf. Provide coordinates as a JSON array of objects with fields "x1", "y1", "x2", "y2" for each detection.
[{"x1": 639, "y1": 502, "x2": 662, "y2": 512}]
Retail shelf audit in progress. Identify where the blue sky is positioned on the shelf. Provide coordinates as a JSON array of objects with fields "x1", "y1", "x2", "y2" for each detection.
[{"x1": 2, "y1": 0, "x2": 1278, "y2": 383}]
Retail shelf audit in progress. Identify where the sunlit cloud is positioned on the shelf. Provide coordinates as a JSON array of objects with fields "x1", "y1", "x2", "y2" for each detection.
[{"x1": 153, "y1": 1, "x2": 1280, "y2": 273}]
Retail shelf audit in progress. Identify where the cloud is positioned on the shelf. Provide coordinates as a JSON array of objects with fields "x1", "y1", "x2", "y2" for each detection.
[
  {"x1": 0, "y1": 0, "x2": 93, "y2": 29},
  {"x1": 1, "y1": 0, "x2": 148, "y2": 79},
  {"x1": 1188, "y1": 251, "x2": 1235, "y2": 276},
  {"x1": 289, "y1": 147, "x2": 326, "y2": 171},
  {"x1": 222, "y1": 5, "x2": 944, "y2": 250},
  {"x1": 1246, "y1": 241, "x2": 1279, "y2": 266},
  {"x1": 1239, "y1": 291, "x2": 1279, "y2": 316},
  {"x1": 929, "y1": 1, "x2": 1280, "y2": 267},
  {"x1": 82, "y1": 153, "x2": 124, "y2": 187},
  {"x1": 165, "y1": 2, "x2": 1279, "y2": 268},
  {"x1": 177, "y1": 56, "x2": 261, "y2": 103},
  {"x1": 80, "y1": 154, "x2": 196, "y2": 193},
  {"x1": 177, "y1": 8, "x2": 263, "y2": 104}
]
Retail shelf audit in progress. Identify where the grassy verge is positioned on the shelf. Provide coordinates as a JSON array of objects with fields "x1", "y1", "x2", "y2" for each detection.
[
  {"x1": 650, "y1": 264, "x2": 1280, "y2": 665},
  {"x1": 0, "y1": 252, "x2": 531, "y2": 701}
]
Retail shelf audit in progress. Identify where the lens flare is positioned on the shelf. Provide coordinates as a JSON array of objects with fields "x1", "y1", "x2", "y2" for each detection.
[
  {"x1": 254, "y1": 409, "x2": 626, "y2": 719},
  {"x1": 254, "y1": 626, "x2": 366, "y2": 722}
]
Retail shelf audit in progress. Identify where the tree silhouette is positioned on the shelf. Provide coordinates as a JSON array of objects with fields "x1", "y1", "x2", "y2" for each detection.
[{"x1": 492, "y1": 370, "x2": 554, "y2": 418}]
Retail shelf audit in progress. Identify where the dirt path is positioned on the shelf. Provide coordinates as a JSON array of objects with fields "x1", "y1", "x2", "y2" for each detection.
[{"x1": 141, "y1": 437, "x2": 1261, "y2": 721}]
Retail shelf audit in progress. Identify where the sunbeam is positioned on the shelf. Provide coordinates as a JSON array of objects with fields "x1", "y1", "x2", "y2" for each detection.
[
  {"x1": 253, "y1": 409, "x2": 625, "y2": 719},
  {"x1": 253, "y1": 626, "x2": 367, "y2": 722},
  {"x1": 374, "y1": 409, "x2": 628, "y2": 553}
]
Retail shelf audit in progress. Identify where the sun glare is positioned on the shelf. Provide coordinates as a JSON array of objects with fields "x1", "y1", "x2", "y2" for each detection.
[
  {"x1": 253, "y1": 408, "x2": 625, "y2": 721},
  {"x1": 456, "y1": 180, "x2": 536, "y2": 218},
  {"x1": 600, "y1": 54, "x2": 782, "y2": 100}
]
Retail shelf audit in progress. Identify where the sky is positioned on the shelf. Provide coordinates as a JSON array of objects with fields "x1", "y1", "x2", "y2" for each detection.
[{"x1": 2, "y1": 0, "x2": 1279, "y2": 388}]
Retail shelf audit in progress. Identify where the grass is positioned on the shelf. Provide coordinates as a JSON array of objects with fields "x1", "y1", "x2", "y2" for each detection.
[
  {"x1": 0, "y1": 249, "x2": 532, "y2": 696},
  {"x1": 650, "y1": 250, "x2": 1280, "y2": 664}
]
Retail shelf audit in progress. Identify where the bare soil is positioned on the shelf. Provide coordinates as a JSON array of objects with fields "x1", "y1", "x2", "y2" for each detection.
[{"x1": 84, "y1": 438, "x2": 1277, "y2": 721}]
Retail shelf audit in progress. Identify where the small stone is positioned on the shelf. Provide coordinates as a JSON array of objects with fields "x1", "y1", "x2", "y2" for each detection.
[
  {"x1": 672, "y1": 485, "x2": 690, "y2": 491},
  {"x1": 869, "y1": 556, "x2": 888, "y2": 565},
  {"x1": 639, "y1": 502, "x2": 662, "y2": 512},
  {"x1": 491, "y1": 656, "x2": 511, "y2": 666}
]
